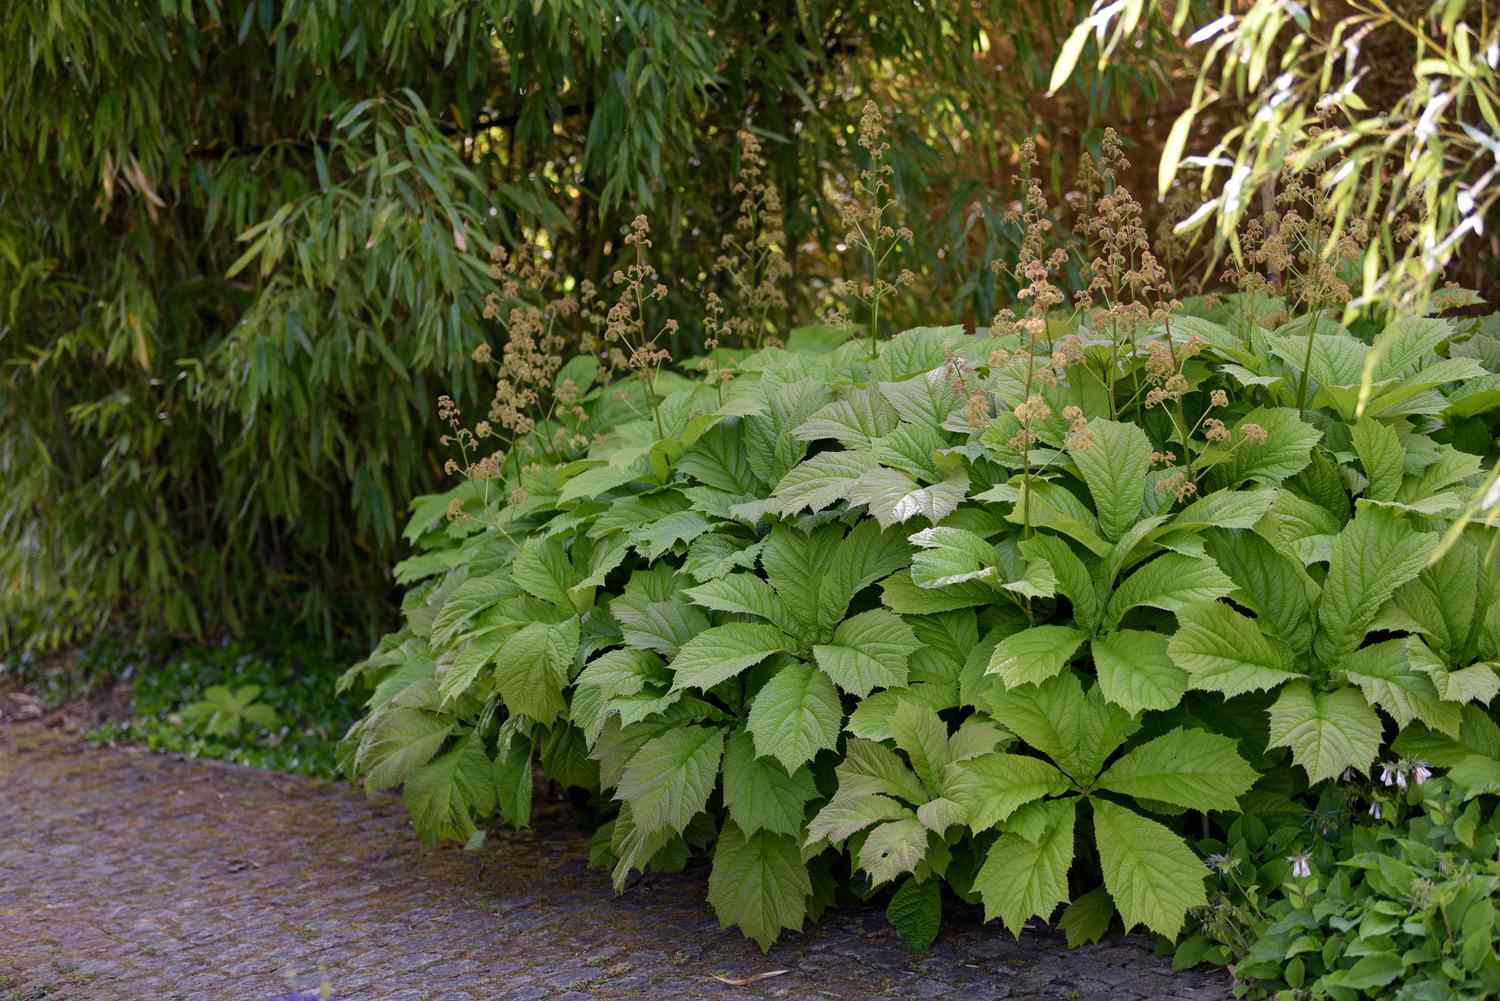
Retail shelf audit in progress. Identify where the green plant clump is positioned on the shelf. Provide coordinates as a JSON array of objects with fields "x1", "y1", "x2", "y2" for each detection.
[
  {"x1": 339, "y1": 130, "x2": 1500, "y2": 960},
  {"x1": 1189, "y1": 773, "x2": 1500, "y2": 999},
  {"x1": 87, "y1": 630, "x2": 358, "y2": 778}
]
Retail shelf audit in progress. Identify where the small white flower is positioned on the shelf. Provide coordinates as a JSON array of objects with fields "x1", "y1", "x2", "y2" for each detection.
[
  {"x1": 1368, "y1": 802, "x2": 1382, "y2": 820},
  {"x1": 1412, "y1": 761, "x2": 1433, "y2": 785},
  {"x1": 1288, "y1": 851, "x2": 1313, "y2": 879},
  {"x1": 1341, "y1": 767, "x2": 1359, "y2": 783},
  {"x1": 1380, "y1": 761, "x2": 1399, "y2": 787}
]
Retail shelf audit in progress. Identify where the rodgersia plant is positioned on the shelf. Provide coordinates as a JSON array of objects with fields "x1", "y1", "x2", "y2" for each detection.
[{"x1": 340, "y1": 129, "x2": 1500, "y2": 969}]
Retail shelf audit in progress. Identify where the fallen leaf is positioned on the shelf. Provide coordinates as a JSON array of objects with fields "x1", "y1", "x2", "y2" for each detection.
[{"x1": 709, "y1": 970, "x2": 790, "y2": 986}]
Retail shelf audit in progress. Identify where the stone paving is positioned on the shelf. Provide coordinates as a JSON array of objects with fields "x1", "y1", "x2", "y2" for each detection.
[{"x1": 0, "y1": 723, "x2": 1234, "y2": 1001}]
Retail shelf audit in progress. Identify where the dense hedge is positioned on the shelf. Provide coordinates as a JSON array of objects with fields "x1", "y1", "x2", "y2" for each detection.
[{"x1": 340, "y1": 147, "x2": 1500, "y2": 977}]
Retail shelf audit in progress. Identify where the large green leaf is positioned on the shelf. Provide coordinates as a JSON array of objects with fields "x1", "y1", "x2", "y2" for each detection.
[
  {"x1": 792, "y1": 389, "x2": 901, "y2": 446},
  {"x1": 943, "y1": 752, "x2": 1071, "y2": 832},
  {"x1": 722, "y1": 729, "x2": 818, "y2": 838},
  {"x1": 1168, "y1": 602, "x2": 1300, "y2": 696},
  {"x1": 805, "y1": 790, "x2": 913, "y2": 844},
  {"x1": 1069, "y1": 418, "x2": 1152, "y2": 540},
  {"x1": 360, "y1": 707, "x2": 454, "y2": 793},
  {"x1": 572, "y1": 648, "x2": 665, "y2": 745},
  {"x1": 684, "y1": 573, "x2": 802, "y2": 636},
  {"x1": 669, "y1": 623, "x2": 790, "y2": 693},
  {"x1": 1020, "y1": 535, "x2": 1101, "y2": 634},
  {"x1": 987, "y1": 624, "x2": 1089, "y2": 688},
  {"x1": 1092, "y1": 630, "x2": 1190, "y2": 714},
  {"x1": 1315, "y1": 507, "x2": 1437, "y2": 662},
  {"x1": 402, "y1": 730, "x2": 496, "y2": 844},
  {"x1": 747, "y1": 662, "x2": 844, "y2": 771},
  {"x1": 886, "y1": 877, "x2": 943, "y2": 951},
  {"x1": 1203, "y1": 529, "x2": 1316, "y2": 654},
  {"x1": 707, "y1": 822, "x2": 812, "y2": 951},
  {"x1": 1266, "y1": 682, "x2": 1384, "y2": 784},
  {"x1": 816, "y1": 519, "x2": 914, "y2": 628},
  {"x1": 1216, "y1": 407, "x2": 1321, "y2": 486},
  {"x1": 980, "y1": 672, "x2": 1138, "y2": 783},
  {"x1": 1351, "y1": 417, "x2": 1405, "y2": 502},
  {"x1": 887, "y1": 697, "x2": 951, "y2": 792},
  {"x1": 512, "y1": 536, "x2": 579, "y2": 609},
  {"x1": 973, "y1": 798, "x2": 1077, "y2": 935},
  {"x1": 859, "y1": 818, "x2": 929, "y2": 887},
  {"x1": 908, "y1": 526, "x2": 998, "y2": 588},
  {"x1": 1342, "y1": 639, "x2": 1462, "y2": 737},
  {"x1": 616, "y1": 725, "x2": 725, "y2": 835},
  {"x1": 761, "y1": 523, "x2": 842, "y2": 626},
  {"x1": 1096, "y1": 727, "x2": 1258, "y2": 811},
  {"x1": 838, "y1": 737, "x2": 930, "y2": 806},
  {"x1": 813, "y1": 608, "x2": 922, "y2": 697},
  {"x1": 1103, "y1": 554, "x2": 1235, "y2": 630},
  {"x1": 849, "y1": 466, "x2": 970, "y2": 530},
  {"x1": 772, "y1": 449, "x2": 880, "y2": 515},
  {"x1": 1092, "y1": 799, "x2": 1207, "y2": 939},
  {"x1": 493, "y1": 618, "x2": 579, "y2": 725},
  {"x1": 878, "y1": 367, "x2": 962, "y2": 429}
]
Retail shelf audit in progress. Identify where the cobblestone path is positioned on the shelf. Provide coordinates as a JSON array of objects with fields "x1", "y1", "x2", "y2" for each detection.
[{"x1": 1, "y1": 724, "x2": 1234, "y2": 1001}]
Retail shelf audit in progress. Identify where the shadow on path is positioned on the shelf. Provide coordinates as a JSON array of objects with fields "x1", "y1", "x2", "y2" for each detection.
[{"x1": 0, "y1": 724, "x2": 1234, "y2": 1001}]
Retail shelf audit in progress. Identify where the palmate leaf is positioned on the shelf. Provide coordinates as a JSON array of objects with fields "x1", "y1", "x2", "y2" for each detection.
[
  {"x1": 880, "y1": 569, "x2": 996, "y2": 614},
  {"x1": 747, "y1": 662, "x2": 843, "y2": 771},
  {"x1": 1091, "y1": 629, "x2": 1189, "y2": 714},
  {"x1": 838, "y1": 738, "x2": 930, "y2": 806},
  {"x1": 360, "y1": 707, "x2": 454, "y2": 793},
  {"x1": 1315, "y1": 506, "x2": 1437, "y2": 662},
  {"x1": 1390, "y1": 539, "x2": 1478, "y2": 660},
  {"x1": 708, "y1": 821, "x2": 812, "y2": 952},
  {"x1": 572, "y1": 648, "x2": 664, "y2": 744},
  {"x1": 1168, "y1": 602, "x2": 1300, "y2": 697},
  {"x1": 987, "y1": 625, "x2": 1089, "y2": 688},
  {"x1": 1266, "y1": 682, "x2": 1384, "y2": 784},
  {"x1": 403, "y1": 730, "x2": 496, "y2": 844},
  {"x1": 1068, "y1": 418, "x2": 1152, "y2": 540},
  {"x1": 1096, "y1": 727, "x2": 1259, "y2": 811},
  {"x1": 722, "y1": 729, "x2": 818, "y2": 838},
  {"x1": 616, "y1": 724, "x2": 724, "y2": 835},
  {"x1": 744, "y1": 378, "x2": 830, "y2": 485},
  {"x1": 878, "y1": 367, "x2": 963, "y2": 430},
  {"x1": 669, "y1": 622, "x2": 789, "y2": 693},
  {"x1": 942, "y1": 752, "x2": 1071, "y2": 833},
  {"x1": 1093, "y1": 799, "x2": 1207, "y2": 940},
  {"x1": 973, "y1": 798, "x2": 1077, "y2": 936},
  {"x1": 611, "y1": 591, "x2": 710, "y2": 658},
  {"x1": 813, "y1": 608, "x2": 921, "y2": 697}
]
